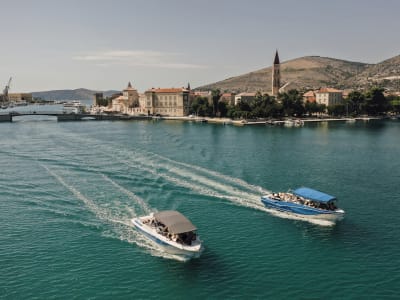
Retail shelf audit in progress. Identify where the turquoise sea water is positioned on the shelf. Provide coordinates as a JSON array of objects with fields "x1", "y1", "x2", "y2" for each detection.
[{"x1": 1, "y1": 117, "x2": 399, "y2": 299}]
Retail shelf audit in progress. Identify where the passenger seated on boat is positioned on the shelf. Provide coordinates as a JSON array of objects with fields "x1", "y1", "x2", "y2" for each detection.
[
  {"x1": 184, "y1": 232, "x2": 194, "y2": 245},
  {"x1": 329, "y1": 202, "x2": 337, "y2": 210},
  {"x1": 320, "y1": 203, "x2": 328, "y2": 210}
]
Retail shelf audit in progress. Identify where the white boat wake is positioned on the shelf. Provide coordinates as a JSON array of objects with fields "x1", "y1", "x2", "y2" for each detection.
[
  {"x1": 29, "y1": 127, "x2": 335, "y2": 228},
  {"x1": 41, "y1": 164, "x2": 192, "y2": 261}
]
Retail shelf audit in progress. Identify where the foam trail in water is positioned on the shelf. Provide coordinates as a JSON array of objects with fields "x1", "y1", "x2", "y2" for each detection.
[
  {"x1": 45, "y1": 132, "x2": 333, "y2": 226},
  {"x1": 56, "y1": 132, "x2": 268, "y2": 201},
  {"x1": 101, "y1": 174, "x2": 151, "y2": 214},
  {"x1": 42, "y1": 164, "x2": 192, "y2": 260},
  {"x1": 68, "y1": 134, "x2": 276, "y2": 211},
  {"x1": 150, "y1": 152, "x2": 271, "y2": 194},
  {"x1": 117, "y1": 157, "x2": 260, "y2": 210}
]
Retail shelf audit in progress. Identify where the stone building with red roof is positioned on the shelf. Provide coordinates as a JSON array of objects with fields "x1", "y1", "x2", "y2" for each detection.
[
  {"x1": 144, "y1": 87, "x2": 190, "y2": 116},
  {"x1": 315, "y1": 88, "x2": 343, "y2": 106}
]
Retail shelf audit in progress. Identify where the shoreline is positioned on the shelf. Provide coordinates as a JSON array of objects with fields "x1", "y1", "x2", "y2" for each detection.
[{"x1": 160, "y1": 115, "x2": 385, "y2": 126}]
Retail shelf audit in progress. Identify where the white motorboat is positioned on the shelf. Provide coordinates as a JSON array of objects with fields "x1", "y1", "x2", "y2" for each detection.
[{"x1": 131, "y1": 210, "x2": 203, "y2": 258}]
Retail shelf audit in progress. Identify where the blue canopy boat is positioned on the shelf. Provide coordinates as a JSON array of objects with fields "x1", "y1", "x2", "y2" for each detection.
[{"x1": 261, "y1": 187, "x2": 345, "y2": 222}]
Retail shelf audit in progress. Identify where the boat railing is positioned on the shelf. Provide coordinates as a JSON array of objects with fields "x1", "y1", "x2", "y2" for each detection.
[{"x1": 269, "y1": 192, "x2": 337, "y2": 211}]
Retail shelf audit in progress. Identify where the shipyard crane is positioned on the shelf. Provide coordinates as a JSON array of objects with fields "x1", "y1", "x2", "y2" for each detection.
[{"x1": 3, "y1": 77, "x2": 12, "y2": 102}]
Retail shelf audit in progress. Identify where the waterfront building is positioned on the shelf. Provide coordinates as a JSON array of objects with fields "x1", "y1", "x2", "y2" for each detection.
[
  {"x1": 315, "y1": 88, "x2": 343, "y2": 106},
  {"x1": 234, "y1": 92, "x2": 256, "y2": 105},
  {"x1": 342, "y1": 89, "x2": 352, "y2": 99},
  {"x1": 303, "y1": 90, "x2": 317, "y2": 103},
  {"x1": 219, "y1": 93, "x2": 236, "y2": 106},
  {"x1": 93, "y1": 92, "x2": 103, "y2": 106},
  {"x1": 193, "y1": 91, "x2": 213, "y2": 105},
  {"x1": 8, "y1": 93, "x2": 33, "y2": 103},
  {"x1": 111, "y1": 82, "x2": 140, "y2": 114},
  {"x1": 144, "y1": 88, "x2": 190, "y2": 116},
  {"x1": 272, "y1": 50, "x2": 281, "y2": 97}
]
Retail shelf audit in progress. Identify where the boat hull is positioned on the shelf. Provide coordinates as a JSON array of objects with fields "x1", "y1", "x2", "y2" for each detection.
[
  {"x1": 132, "y1": 218, "x2": 203, "y2": 258},
  {"x1": 261, "y1": 196, "x2": 344, "y2": 222}
]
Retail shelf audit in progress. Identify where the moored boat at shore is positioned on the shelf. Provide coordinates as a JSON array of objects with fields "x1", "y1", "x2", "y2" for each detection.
[
  {"x1": 131, "y1": 210, "x2": 203, "y2": 258},
  {"x1": 261, "y1": 187, "x2": 345, "y2": 223}
]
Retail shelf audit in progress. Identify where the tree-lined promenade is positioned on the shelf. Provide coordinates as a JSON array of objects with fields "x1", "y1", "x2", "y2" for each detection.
[{"x1": 190, "y1": 87, "x2": 400, "y2": 119}]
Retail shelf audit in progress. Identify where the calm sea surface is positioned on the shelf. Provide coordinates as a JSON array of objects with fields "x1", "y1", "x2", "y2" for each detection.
[{"x1": 1, "y1": 114, "x2": 399, "y2": 299}]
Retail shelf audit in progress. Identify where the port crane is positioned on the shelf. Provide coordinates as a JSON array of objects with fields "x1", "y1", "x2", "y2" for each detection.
[{"x1": 2, "y1": 77, "x2": 12, "y2": 102}]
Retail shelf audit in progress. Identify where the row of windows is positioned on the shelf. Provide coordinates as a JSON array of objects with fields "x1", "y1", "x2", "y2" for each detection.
[
  {"x1": 155, "y1": 108, "x2": 178, "y2": 113},
  {"x1": 155, "y1": 101, "x2": 177, "y2": 106},
  {"x1": 158, "y1": 95, "x2": 177, "y2": 101}
]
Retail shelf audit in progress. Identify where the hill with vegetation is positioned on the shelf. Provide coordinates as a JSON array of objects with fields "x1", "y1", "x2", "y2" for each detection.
[
  {"x1": 196, "y1": 55, "x2": 400, "y2": 93},
  {"x1": 32, "y1": 88, "x2": 119, "y2": 101}
]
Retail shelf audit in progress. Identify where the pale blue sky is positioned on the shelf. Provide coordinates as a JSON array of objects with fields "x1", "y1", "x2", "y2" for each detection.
[{"x1": 1, "y1": 0, "x2": 399, "y2": 92}]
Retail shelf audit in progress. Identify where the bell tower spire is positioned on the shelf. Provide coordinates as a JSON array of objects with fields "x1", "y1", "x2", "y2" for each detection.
[{"x1": 272, "y1": 50, "x2": 280, "y2": 96}]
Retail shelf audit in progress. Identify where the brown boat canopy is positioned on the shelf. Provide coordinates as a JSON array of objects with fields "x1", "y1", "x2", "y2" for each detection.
[{"x1": 154, "y1": 210, "x2": 197, "y2": 234}]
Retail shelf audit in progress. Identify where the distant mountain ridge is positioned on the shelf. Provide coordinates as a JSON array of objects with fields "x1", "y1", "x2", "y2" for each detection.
[
  {"x1": 196, "y1": 54, "x2": 400, "y2": 93},
  {"x1": 32, "y1": 88, "x2": 120, "y2": 101}
]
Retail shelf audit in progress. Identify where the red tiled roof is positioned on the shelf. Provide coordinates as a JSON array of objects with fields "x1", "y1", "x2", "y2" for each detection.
[
  {"x1": 317, "y1": 88, "x2": 342, "y2": 93},
  {"x1": 303, "y1": 91, "x2": 315, "y2": 97},
  {"x1": 236, "y1": 92, "x2": 256, "y2": 97}
]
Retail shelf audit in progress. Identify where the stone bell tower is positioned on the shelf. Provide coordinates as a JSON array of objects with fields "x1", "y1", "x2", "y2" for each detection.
[{"x1": 271, "y1": 50, "x2": 280, "y2": 96}]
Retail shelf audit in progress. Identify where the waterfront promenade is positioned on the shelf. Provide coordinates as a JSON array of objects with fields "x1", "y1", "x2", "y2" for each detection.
[{"x1": 0, "y1": 110, "x2": 386, "y2": 124}]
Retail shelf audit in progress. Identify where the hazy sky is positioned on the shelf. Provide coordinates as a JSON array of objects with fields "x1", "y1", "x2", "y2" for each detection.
[{"x1": 1, "y1": 0, "x2": 399, "y2": 92}]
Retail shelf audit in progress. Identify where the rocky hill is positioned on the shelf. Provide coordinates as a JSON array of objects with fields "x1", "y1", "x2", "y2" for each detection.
[
  {"x1": 32, "y1": 88, "x2": 119, "y2": 101},
  {"x1": 196, "y1": 55, "x2": 400, "y2": 93},
  {"x1": 354, "y1": 55, "x2": 400, "y2": 92}
]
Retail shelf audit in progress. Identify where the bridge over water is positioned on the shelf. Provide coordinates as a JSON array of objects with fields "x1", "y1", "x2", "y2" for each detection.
[{"x1": 0, "y1": 111, "x2": 150, "y2": 122}]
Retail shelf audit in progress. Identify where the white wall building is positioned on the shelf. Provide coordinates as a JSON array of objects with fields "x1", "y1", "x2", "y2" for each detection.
[
  {"x1": 234, "y1": 92, "x2": 256, "y2": 105},
  {"x1": 315, "y1": 88, "x2": 343, "y2": 107},
  {"x1": 144, "y1": 88, "x2": 190, "y2": 116}
]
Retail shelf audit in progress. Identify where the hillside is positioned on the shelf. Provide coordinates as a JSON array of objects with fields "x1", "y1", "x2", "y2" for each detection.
[
  {"x1": 355, "y1": 55, "x2": 400, "y2": 91},
  {"x1": 32, "y1": 88, "x2": 119, "y2": 101},
  {"x1": 196, "y1": 55, "x2": 400, "y2": 93}
]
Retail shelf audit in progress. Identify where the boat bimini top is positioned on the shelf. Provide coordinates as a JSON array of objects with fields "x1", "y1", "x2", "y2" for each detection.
[
  {"x1": 293, "y1": 187, "x2": 337, "y2": 204},
  {"x1": 154, "y1": 210, "x2": 197, "y2": 234}
]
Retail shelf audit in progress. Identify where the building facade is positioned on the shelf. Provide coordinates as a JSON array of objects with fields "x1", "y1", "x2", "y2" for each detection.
[
  {"x1": 111, "y1": 82, "x2": 140, "y2": 114},
  {"x1": 193, "y1": 91, "x2": 212, "y2": 105},
  {"x1": 234, "y1": 92, "x2": 256, "y2": 105},
  {"x1": 315, "y1": 88, "x2": 343, "y2": 106},
  {"x1": 303, "y1": 90, "x2": 317, "y2": 103},
  {"x1": 144, "y1": 88, "x2": 190, "y2": 116},
  {"x1": 93, "y1": 92, "x2": 103, "y2": 106},
  {"x1": 219, "y1": 93, "x2": 235, "y2": 106},
  {"x1": 8, "y1": 93, "x2": 33, "y2": 103}
]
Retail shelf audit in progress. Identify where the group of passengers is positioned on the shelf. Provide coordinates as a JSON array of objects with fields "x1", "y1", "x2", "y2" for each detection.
[
  {"x1": 271, "y1": 193, "x2": 337, "y2": 211},
  {"x1": 143, "y1": 218, "x2": 196, "y2": 245}
]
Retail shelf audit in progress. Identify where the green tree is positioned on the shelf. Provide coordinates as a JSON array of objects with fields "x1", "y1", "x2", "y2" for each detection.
[
  {"x1": 190, "y1": 97, "x2": 211, "y2": 117},
  {"x1": 305, "y1": 101, "x2": 319, "y2": 116},
  {"x1": 211, "y1": 89, "x2": 221, "y2": 117},
  {"x1": 217, "y1": 101, "x2": 228, "y2": 117},
  {"x1": 365, "y1": 87, "x2": 388, "y2": 115},
  {"x1": 347, "y1": 91, "x2": 365, "y2": 115},
  {"x1": 278, "y1": 89, "x2": 305, "y2": 117},
  {"x1": 327, "y1": 104, "x2": 346, "y2": 116}
]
